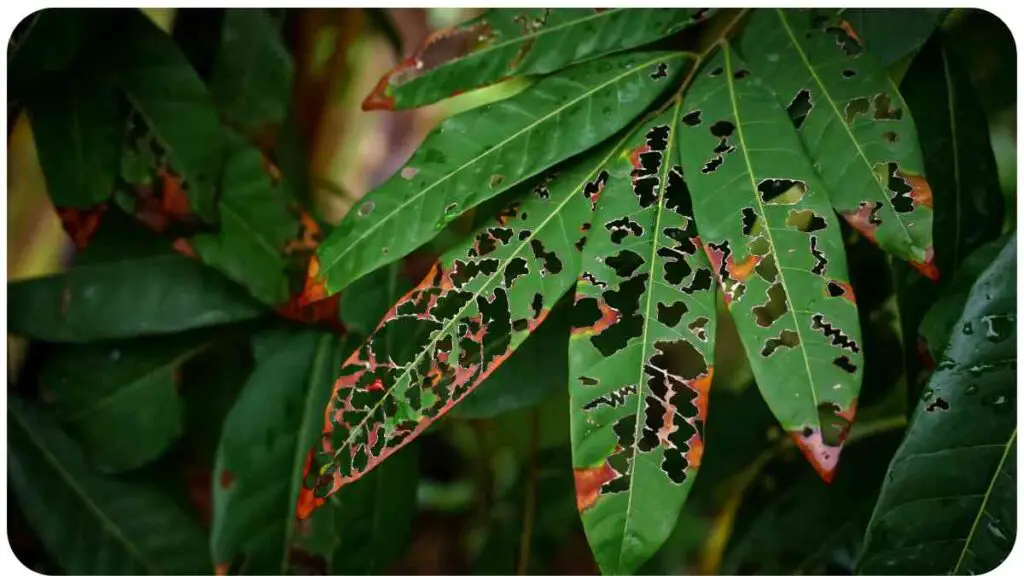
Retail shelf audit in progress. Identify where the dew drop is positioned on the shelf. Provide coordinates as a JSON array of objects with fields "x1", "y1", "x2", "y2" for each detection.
[
  {"x1": 965, "y1": 384, "x2": 979, "y2": 395},
  {"x1": 922, "y1": 387, "x2": 934, "y2": 401},
  {"x1": 445, "y1": 203, "x2": 459, "y2": 215},
  {"x1": 988, "y1": 521, "x2": 1007, "y2": 541},
  {"x1": 109, "y1": 349, "x2": 121, "y2": 362},
  {"x1": 358, "y1": 201, "x2": 375, "y2": 216},
  {"x1": 962, "y1": 322, "x2": 974, "y2": 335},
  {"x1": 767, "y1": 53, "x2": 780, "y2": 62}
]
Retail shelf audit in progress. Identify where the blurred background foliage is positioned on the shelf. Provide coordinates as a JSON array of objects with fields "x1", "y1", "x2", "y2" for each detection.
[{"x1": 6, "y1": 7, "x2": 1016, "y2": 575}]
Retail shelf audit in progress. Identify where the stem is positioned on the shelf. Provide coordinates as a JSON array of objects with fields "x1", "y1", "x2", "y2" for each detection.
[
  {"x1": 516, "y1": 410, "x2": 540, "y2": 575},
  {"x1": 847, "y1": 414, "x2": 908, "y2": 445}
]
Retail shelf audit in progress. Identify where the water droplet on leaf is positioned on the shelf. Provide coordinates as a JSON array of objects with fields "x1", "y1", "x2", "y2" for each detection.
[
  {"x1": 358, "y1": 201, "x2": 375, "y2": 216},
  {"x1": 965, "y1": 384, "x2": 979, "y2": 395},
  {"x1": 962, "y1": 322, "x2": 973, "y2": 335}
]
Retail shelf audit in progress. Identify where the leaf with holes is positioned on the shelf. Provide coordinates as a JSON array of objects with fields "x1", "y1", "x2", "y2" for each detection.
[
  {"x1": 297, "y1": 137, "x2": 616, "y2": 519},
  {"x1": 39, "y1": 333, "x2": 212, "y2": 472},
  {"x1": 568, "y1": 104, "x2": 718, "y2": 574},
  {"x1": 186, "y1": 132, "x2": 303, "y2": 306},
  {"x1": 739, "y1": 9, "x2": 936, "y2": 278},
  {"x1": 311, "y1": 51, "x2": 689, "y2": 297},
  {"x1": 858, "y1": 234, "x2": 1016, "y2": 575},
  {"x1": 363, "y1": 8, "x2": 712, "y2": 110},
  {"x1": 210, "y1": 8, "x2": 294, "y2": 135},
  {"x1": 7, "y1": 213, "x2": 266, "y2": 342},
  {"x1": 212, "y1": 330, "x2": 354, "y2": 573},
  {"x1": 677, "y1": 46, "x2": 864, "y2": 482},
  {"x1": 8, "y1": 397, "x2": 210, "y2": 574},
  {"x1": 115, "y1": 9, "x2": 225, "y2": 222}
]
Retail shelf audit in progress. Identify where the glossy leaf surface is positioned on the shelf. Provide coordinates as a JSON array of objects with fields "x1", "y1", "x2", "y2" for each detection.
[
  {"x1": 299, "y1": 139, "x2": 617, "y2": 519},
  {"x1": 39, "y1": 334, "x2": 210, "y2": 472},
  {"x1": 8, "y1": 398, "x2": 210, "y2": 574},
  {"x1": 364, "y1": 8, "x2": 711, "y2": 110},
  {"x1": 678, "y1": 46, "x2": 863, "y2": 481},
  {"x1": 313, "y1": 50, "x2": 688, "y2": 296},
  {"x1": 843, "y1": 8, "x2": 948, "y2": 67},
  {"x1": 859, "y1": 234, "x2": 1017, "y2": 574},
  {"x1": 115, "y1": 10, "x2": 224, "y2": 222},
  {"x1": 212, "y1": 330, "x2": 352, "y2": 573},
  {"x1": 26, "y1": 63, "x2": 124, "y2": 208},
  {"x1": 569, "y1": 104, "x2": 718, "y2": 574},
  {"x1": 740, "y1": 9, "x2": 936, "y2": 276},
  {"x1": 7, "y1": 215, "x2": 266, "y2": 342}
]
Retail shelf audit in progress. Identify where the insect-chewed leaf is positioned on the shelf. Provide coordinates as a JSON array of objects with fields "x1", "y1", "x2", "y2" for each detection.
[
  {"x1": 114, "y1": 9, "x2": 225, "y2": 222},
  {"x1": 311, "y1": 51, "x2": 689, "y2": 297},
  {"x1": 7, "y1": 212, "x2": 267, "y2": 342},
  {"x1": 363, "y1": 8, "x2": 712, "y2": 110},
  {"x1": 859, "y1": 235, "x2": 1016, "y2": 575},
  {"x1": 738, "y1": 9, "x2": 936, "y2": 278},
  {"x1": 677, "y1": 46, "x2": 863, "y2": 483},
  {"x1": 297, "y1": 135, "x2": 619, "y2": 519},
  {"x1": 8, "y1": 397, "x2": 211, "y2": 574},
  {"x1": 569, "y1": 103, "x2": 718, "y2": 574}
]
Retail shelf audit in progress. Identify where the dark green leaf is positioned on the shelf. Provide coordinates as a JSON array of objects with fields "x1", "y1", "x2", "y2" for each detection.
[
  {"x1": 210, "y1": 9, "x2": 293, "y2": 134},
  {"x1": 302, "y1": 134, "x2": 614, "y2": 519},
  {"x1": 740, "y1": 9, "x2": 936, "y2": 275},
  {"x1": 38, "y1": 333, "x2": 212, "y2": 471},
  {"x1": 26, "y1": 63, "x2": 124, "y2": 208},
  {"x1": 338, "y1": 262, "x2": 412, "y2": 336},
  {"x1": 454, "y1": 291, "x2": 571, "y2": 419},
  {"x1": 678, "y1": 45, "x2": 863, "y2": 481},
  {"x1": 314, "y1": 50, "x2": 690, "y2": 295},
  {"x1": 858, "y1": 234, "x2": 1017, "y2": 574},
  {"x1": 570, "y1": 103, "x2": 718, "y2": 574},
  {"x1": 180, "y1": 335, "x2": 255, "y2": 462},
  {"x1": 8, "y1": 8, "x2": 102, "y2": 99},
  {"x1": 211, "y1": 329, "x2": 353, "y2": 573},
  {"x1": 8, "y1": 397, "x2": 211, "y2": 574},
  {"x1": 842, "y1": 8, "x2": 948, "y2": 67},
  {"x1": 7, "y1": 214, "x2": 267, "y2": 342},
  {"x1": 364, "y1": 8, "x2": 711, "y2": 110},
  {"x1": 114, "y1": 9, "x2": 225, "y2": 221},
  {"x1": 189, "y1": 132, "x2": 299, "y2": 305}
]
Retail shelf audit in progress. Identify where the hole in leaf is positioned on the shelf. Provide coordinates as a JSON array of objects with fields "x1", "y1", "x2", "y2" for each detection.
[
  {"x1": 926, "y1": 397, "x2": 949, "y2": 412},
  {"x1": 664, "y1": 166, "x2": 692, "y2": 216},
  {"x1": 709, "y1": 120, "x2": 735, "y2": 138},
  {"x1": 606, "y1": 250, "x2": 644, "y2": 278},
  {"x1": 811, "y1": 313, "x2": 860, "y2": 352},
  {"x1": 657, "y1": 301, "x2": 687, "y2": 327},
  {"x1": 841, "y1": 69, "x2": 856, "y2": 79},
  {"x1": 753, "y1": 282, "x2": 789, "y2": 327},
  {"x1": 833, "y1": 355, "x2": 857, "y2": 373},
  {"x1": 591, "y1": 274, "x2": 648, "y2": 357},
  {"x1": 503, "y1": 257, "x2": 529, "y2": 288},
  {"x1": 708, "y1": 66, "x2": 723, "y2": 77},
  {"x1": 761, "y1": 330, "x2": 799, "y2": 357},
  {"x1": 651, "y1": 62, "x2": 669, "y2": 80},
  {"x1": 787, "y1": 89, "x2": 812, "y2": 130},
  {"x1": 876, "y1": 162, "x2": 914, "y2": 213},
  {"x1": 785, "y1": 209, "x2": 827, "y2": 232},
  {"x1": 529, "y1": 239, "x2": 563, "y2": 275},
  {"x1": 757, "y1": 179, "x2": 807, "y2": 205},
  {"x1": 826, "y1": 24, "x2": 863, "y2": 57},
  {"x1": 605, "y1": 216, "x2": 643, "y2": 244},
  {"x1": 882, "y1": 131, "x2": 898, "y2": 144},
  {"x1": 873, "y1": 93, "x2": 903, "y2": 120},
  {"x1": 843, "y1": 97, "x2": 870, "y2": 125},
  {"x1": 754, "y1": 253, "x2": 778, "y2": 283},
  {"x1": 741, "y1": 207, "x2": 758, "y2": 235},
  {"x1": 701, "y1": 156, "x2": 723, "y2": 174},
  {"x1": 682, "y1": 110, "x2": 702, "y2": 127},
  {"x1": 810, "y1": 236, "x2": 828, "y2": 276},
  {"x1": 689, "y1": 317, "x2": 710, "y2": 341},
  {"x1": 733, "y1": 68, "x2": 750, "y2": 79}
]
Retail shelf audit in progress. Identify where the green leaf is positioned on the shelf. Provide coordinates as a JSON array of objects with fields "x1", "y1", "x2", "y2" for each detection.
[
  {"x1": 739, "y1": 9, "x2": 936, "y2": 275},
  {"x1": 301, "y1": 134, "x2": 616, "y2": 519},
  {"x1": 212, "y1": 329, "x2": 353, "y2": 573},
  {"x1": 677, "y1": 45, "x2": 864, "y2": 481},
  {"x1": 8, "y1": 8, "x2": 102, "y2": 99},
  {"x1": 721, "y1": 429, "x2": 904, "y2": 575},
  {"x1": 364, "y1": 8, "x2": 712, "y2": 110},
  {"x1": 114, "y1": 9, "x2": 225, "y2": 222},
  {"x1": 858, "y1": 234, "x2": 1016, "y2": 574},
  {"x1": 893, "y1": 32, "x2": 1007, "y2": 389},
  {"x1": 7, "y1": 213, "x2": 267, "y2": 342},
  {"x1": 26, "y1": 62, "x2": 125, "y2": 208},
  {"x1": 454, "y1": 291, "x2": 570, "y2": 419},
  {"x1": 568, "y1": 103, "x2": 718, "y2": 574},
  {"x1": 842, "y1": 8, "x2": 948, "y2": 67},
  {"x1": 189, "y1": 132, "x2": 300, "y2": 305},
  {"x1": 314, "y1": 50, "x2": 690, "y2": 296},
  {"x1": 8, "y1": 397, "x2": 211, "y2": 574},
  {"x1": 918, "y1": 235, "x2": 1011, "y2": 360},
  {"x1": 38, "y1": 333, "x2": 212, "y2": 472},
  {"x1": 302, "y1": 443, "x2": 421, "y2": 574},
  {"x1": 210, "y1": 8, "x2": 294, "y2": 134}
]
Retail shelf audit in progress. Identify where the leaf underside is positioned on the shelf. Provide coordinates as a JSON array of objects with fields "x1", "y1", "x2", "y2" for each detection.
[
  {"x1": 365, "y1": 7, "x2": 712, "y2": 110},
  {"x1": 859, "y1": 235, "x2": 1017, "y2": 575},
  {"x1": 298, "y1": 134, "x2": 621, "y2": 518},
  {"x1": 677, "y1": 45, "x2": 864, "y2": 481},
  {"x1": 740, "y1": 9, "x2": 937, "y2": 277},
  {"x1": 312, "y1": 50, "x2": 688, "y2": 296},
  {"x1": 569, "y1": 103, "x2": 718, "y2": 574}
]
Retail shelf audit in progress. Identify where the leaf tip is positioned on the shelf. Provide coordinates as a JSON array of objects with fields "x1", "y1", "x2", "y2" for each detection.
[{"x1": 789, "y1": 429, "x2": 842, "y2": 483}]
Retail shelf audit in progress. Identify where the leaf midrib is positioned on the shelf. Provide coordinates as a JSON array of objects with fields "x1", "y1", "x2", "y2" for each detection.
[
  {"x1": 318, "y1": 52, "x2": 680, "y2": 288},
  {"x1": 617, "y1": 99, "x2": 683, "y2": 573},
  {"x1": 775, "y1": 9, "x2": 917, "y2": 252},
  {"x1": 330, "y1": 135, "x2": 632, "y2": 464},
  {"x1": 939, "y1": 43, "x2": 963, "y2": 268},
  {"x1": 952, "y1": 428, "x2": 1017, "y2": 573},
  {"x1": 9, "y1": 405, "x2": 160, "y2": 574},
  {"x1": 723, "y1": 44, "x2": 821, "y2": 430}
]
